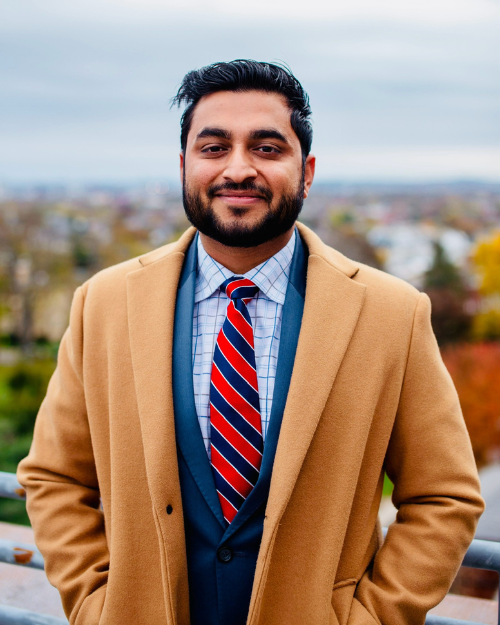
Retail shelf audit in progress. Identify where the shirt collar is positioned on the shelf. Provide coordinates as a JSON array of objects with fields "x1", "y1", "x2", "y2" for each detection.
[{"x1": 195, "y1": 229, "x2": 296, "y2": 305}]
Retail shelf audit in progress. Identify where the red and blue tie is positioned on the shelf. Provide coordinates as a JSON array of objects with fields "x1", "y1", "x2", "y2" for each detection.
[{"x1": 210, "y1": 276, "x2": 263, "y2": 524}]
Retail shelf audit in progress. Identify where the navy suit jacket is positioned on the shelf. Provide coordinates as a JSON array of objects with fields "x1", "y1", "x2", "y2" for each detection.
[{"x1": 172, "y1": 231, "x2": 307, "y2": 625}]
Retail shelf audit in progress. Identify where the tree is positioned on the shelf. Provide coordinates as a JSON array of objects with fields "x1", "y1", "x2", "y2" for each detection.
[
  {"x1": 441, "y1": 342, "x2": 500, "y2": 467},
  {"x1": 423, "y1": 242, "x2": 471, "y2": 344},
  {"x1": 471, "y1": 231, "x2": 500, "y2": 340},
  {"x1": 0, "y1": 202, "x2": 74, "y2": 351},
  {"x1": 424, "y1": 241, "x2": 464, "y2": 293}
]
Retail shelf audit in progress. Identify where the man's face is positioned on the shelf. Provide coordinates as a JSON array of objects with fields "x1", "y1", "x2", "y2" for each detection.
[{"x1": 180, "y1": 90, "x2": 315, "y2": 247}]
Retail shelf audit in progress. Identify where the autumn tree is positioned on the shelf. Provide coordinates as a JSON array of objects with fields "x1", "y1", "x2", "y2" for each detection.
[
  {"x1": 471, "y1": 230, "x2": 500, "y2": 340},
  {"x1": 442, "y1": 342, "x2": 500, "y2": 467}
]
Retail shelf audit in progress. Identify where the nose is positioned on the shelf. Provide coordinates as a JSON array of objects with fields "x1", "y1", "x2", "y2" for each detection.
[{"x1": 222, "y1": 146, "x2": 257, "y2": 184}]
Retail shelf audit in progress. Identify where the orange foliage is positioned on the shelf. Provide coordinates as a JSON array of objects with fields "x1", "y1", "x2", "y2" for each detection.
[{"x1": 441, "y1": 342, "x2": 500, "y2": 467}]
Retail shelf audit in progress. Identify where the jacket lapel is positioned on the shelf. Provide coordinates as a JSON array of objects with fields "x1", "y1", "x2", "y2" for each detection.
[
  {"x1": 172, "y1": 235, "x2": 226, "y2": 529},
  {"x1": 251, "y1": 223, "x2": 367, "y2": 603}
]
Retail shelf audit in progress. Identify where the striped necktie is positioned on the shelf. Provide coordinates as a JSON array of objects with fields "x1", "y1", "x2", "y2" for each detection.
[{"x1": 209, "y1": 276, "x2": 263, "y2": 524}]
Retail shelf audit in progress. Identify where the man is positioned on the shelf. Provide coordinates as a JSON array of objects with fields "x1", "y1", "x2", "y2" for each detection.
[{"x1": 18, "y1": 60, "x2": 483, "y2": 625}]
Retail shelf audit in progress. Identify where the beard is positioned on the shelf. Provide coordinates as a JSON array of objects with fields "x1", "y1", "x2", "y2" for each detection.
[{"x1": 182, "y1": 173, "x2": 304, "y2": 248}]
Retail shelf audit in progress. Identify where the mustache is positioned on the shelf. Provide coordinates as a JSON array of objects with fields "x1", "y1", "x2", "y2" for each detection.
[{"x1": 206, "y1": 181, "x2": 273, "y2": 203}]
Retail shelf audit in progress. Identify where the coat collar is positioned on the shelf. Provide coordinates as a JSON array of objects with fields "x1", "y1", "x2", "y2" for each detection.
[
  {"x1": 137, "y1": 223, "x2": 360, "y2": 279},
  {"x1": 138, "y1": 226, "x2": 197, "y2": 267}
]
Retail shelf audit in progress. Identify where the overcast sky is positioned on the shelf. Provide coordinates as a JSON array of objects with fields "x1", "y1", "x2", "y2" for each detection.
[{"x1": 1, "y1": 0, "x2": 499, "y2": 183}]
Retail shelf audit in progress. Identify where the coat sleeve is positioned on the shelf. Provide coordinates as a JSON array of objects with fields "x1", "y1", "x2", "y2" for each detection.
[
  {"x1": 351, "y1": 292, "x2": 485, "y2": 625},
  {"x1": 17, "y1": 286, "x2": 109, "y2": 625}
]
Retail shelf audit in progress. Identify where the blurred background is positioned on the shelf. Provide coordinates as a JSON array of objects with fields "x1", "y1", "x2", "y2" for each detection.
[{"x1": 1, "y1": 0, "x2": 500, "y2": 598}]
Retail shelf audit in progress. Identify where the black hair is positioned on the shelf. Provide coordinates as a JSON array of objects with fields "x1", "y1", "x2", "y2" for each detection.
[{"x1": 171, "y1": 60, "x2": 313, "y2": 162}]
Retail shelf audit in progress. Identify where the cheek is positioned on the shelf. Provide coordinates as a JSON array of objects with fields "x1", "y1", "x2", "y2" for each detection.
[
  {"x1": 185, "y1": 159, "x2": 220, "y2": 190},
  {"x1": 261, "y1": 160, "x2": 302, "y2": 185},
  {"x1": 264, "y1": 162, "x2": 301, "y2": 195}
]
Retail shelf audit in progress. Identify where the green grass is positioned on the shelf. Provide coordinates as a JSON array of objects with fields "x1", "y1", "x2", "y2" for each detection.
[{"x1": 0, "y1": 356, "x2": 56, "y2": 525}]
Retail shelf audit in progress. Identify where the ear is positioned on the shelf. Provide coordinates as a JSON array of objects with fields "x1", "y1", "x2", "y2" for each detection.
[
  {"x1": 303, "y1": 154, "x2": 316, "y2": 199},
  {"x1": 179, "y1": 152, "x2": 184, "y2": 185}
]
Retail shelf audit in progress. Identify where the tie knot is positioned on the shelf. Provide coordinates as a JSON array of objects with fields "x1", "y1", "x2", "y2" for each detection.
[{"x1": 222, "y1": 276, "x2": 259, "y2": 301}]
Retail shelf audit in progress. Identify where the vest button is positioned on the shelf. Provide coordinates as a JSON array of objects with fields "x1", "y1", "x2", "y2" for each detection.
[{"x1": 217, "y1": 547, "x2": 233, "y2": 563}]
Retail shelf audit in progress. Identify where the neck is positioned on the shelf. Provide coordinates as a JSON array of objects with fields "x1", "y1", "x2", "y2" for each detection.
[{"x1": 199, "y1": 226, "x2": 295, "y2": 274}]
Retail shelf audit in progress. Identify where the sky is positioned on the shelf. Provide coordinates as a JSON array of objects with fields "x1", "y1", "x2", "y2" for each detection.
[{"x1": 1, "y1": 0, "x2": 499, "y2": 184}]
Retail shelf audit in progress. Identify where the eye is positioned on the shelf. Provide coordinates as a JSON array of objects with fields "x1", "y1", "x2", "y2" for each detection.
[
  {"x1": 256, "y1": 145, "x2": 280, "y2": 154},
  {"x1": 201, "y1": 145, "x2": 227, "y2": 155}
]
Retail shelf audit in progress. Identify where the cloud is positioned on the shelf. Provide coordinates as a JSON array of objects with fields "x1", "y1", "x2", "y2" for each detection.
[
  {"x1": 1, "y1": 0, "x2": 499, "y2": 181},
  {"x1": 315, "y1": 146, "x2": 500, "y2": 181},
  {"x1": 31, "y1": 0, "x2": 500, "y2": 25}
]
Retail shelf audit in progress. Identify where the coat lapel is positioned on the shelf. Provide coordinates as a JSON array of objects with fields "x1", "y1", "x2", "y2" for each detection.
[
  {"x1": 126, "y1": 229, "x2": 196, "y2": 516},
  {"x1": 252, "y1": 223, "x2": 367, "y2": 594}
]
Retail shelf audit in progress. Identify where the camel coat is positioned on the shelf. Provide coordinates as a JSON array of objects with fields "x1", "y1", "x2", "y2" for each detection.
[{"x1": 18, "y1": 223, "x2": 484, "y2": 625}]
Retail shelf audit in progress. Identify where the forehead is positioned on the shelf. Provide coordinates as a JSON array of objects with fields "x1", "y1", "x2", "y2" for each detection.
[{"x1": 188, "y1": 90, "x2": 295, "y2": 141}]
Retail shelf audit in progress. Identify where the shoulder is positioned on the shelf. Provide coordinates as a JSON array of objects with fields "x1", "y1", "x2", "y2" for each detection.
[
  {"x1": 68, "y1": 227, "x2": 196, "y2": 340},
  {"x1": 354, "y1": 262, "x2": 420, "y2": 303},
  {"x1": 297, "y1": 221, "x2": 422, "y2": 317}
]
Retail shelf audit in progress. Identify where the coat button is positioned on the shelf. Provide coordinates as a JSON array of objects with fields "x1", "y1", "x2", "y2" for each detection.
[{"x1": 217, "y1": 547, "x2": 233, "y2": 563}]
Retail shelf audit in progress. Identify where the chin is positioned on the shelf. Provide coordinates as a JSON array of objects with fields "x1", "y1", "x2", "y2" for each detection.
[{"x1": 220, "y1": 204, "x2": 268, "y2": 220}]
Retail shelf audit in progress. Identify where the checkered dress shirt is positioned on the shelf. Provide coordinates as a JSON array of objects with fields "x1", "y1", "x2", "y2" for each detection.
[{"x1": 193, "y1": 230, "x2": 296, "y2": 456}]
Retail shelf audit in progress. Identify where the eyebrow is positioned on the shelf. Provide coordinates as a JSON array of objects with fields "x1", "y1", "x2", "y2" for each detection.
[
  {"x1": 195, "y1": 127, "x2": 289, "y2": 144},
  {"x1": 250, "y1": 128, "x2": 289, "y2": 143},
  {"x1": 196, "y1": 127, "x2": 231, "y2": 141}
]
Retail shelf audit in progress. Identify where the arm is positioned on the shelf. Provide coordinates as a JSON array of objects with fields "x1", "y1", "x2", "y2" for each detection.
[
  {"x1": 17, "y1": 286, "x2": 109, "y2": 625},
  {"x1": 352, "y1": 293, "x2": 485, "y2": 624}
]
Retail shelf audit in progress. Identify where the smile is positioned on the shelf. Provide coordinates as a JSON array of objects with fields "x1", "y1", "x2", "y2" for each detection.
[{"x1": 215, "y1": 194, "x2": 265, "y2": 205}]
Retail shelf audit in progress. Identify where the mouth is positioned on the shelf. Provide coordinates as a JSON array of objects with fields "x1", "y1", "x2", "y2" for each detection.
[{"x1": 214, "y1": 192, "x2": 266, "y2": 206}]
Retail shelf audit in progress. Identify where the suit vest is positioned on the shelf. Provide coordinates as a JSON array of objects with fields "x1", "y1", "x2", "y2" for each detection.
[{"x1": 173, "y1": 232, "x2": 307, "y2": 625}]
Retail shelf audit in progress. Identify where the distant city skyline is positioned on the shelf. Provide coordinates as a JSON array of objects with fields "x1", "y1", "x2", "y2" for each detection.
[{"x1": 1, "y1": 0, "x2": 499, "y2": 183}]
